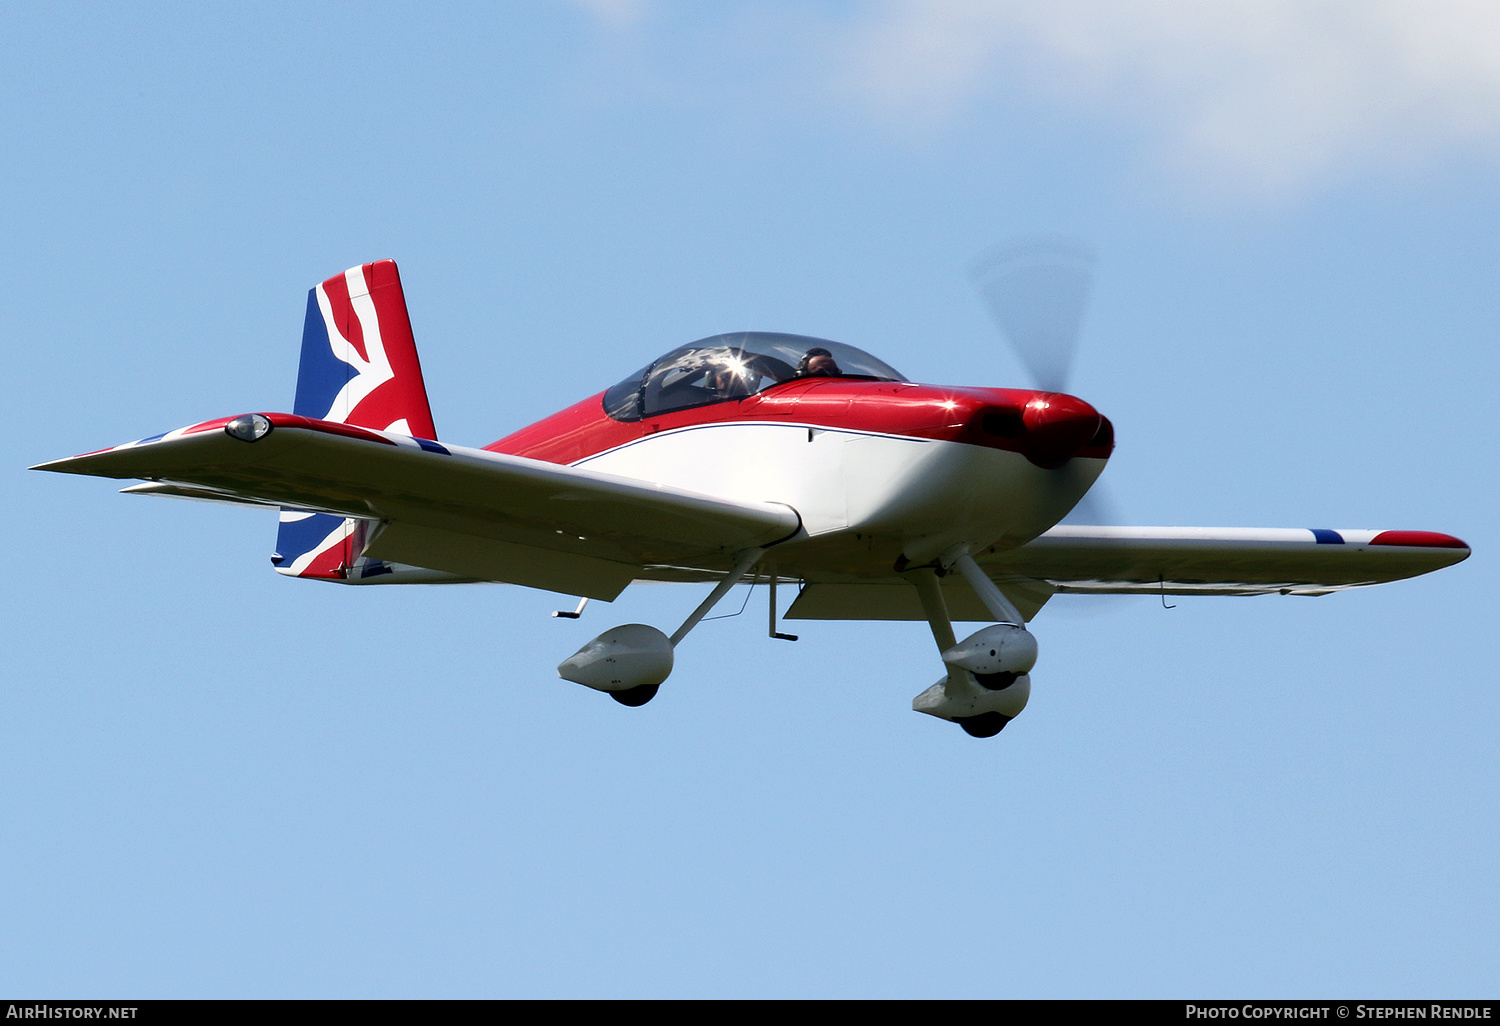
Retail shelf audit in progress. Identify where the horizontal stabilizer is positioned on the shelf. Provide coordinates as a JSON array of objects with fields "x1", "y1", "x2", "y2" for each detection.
[{"x1": 121, "y1": 481, "x2": 284, "y2": 510}]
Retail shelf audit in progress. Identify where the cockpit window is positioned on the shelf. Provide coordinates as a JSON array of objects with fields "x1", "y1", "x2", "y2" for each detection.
[{"x1": 602, "y1": 331, "x2": 905, "y2": 422}]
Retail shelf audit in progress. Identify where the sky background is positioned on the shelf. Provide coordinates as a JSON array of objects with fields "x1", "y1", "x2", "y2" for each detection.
[{"x1": 2, "y1": 1, "x2": 1496, "y2": 998}]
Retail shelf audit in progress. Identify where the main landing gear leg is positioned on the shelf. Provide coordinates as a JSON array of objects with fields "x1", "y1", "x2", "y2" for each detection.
[
  {"x1": 556, "y1": 547, "x2": 765, "y2": 707},
  {"x1": 669, "y1": 547, "x2": 765, "y2": 645}
]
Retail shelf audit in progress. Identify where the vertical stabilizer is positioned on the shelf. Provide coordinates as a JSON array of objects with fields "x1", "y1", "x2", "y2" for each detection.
[
  {"x1": 278, "y1": 260, "x2": 435, "y2": 580},
  {"x1": 293, "y1": 259, "x2": 437, "y2": 438}
]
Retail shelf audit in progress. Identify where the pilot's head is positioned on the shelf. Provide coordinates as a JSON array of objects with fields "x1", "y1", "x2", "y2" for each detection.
[{"x1": 796, "y1": 347, "x2": 841, "y2": 377}]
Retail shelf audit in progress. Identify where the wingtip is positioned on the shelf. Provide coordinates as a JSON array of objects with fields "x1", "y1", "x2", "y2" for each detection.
[
  {"x1": 1369, "y1": 530, "x2": 1470, "y2": 551},
  {"x1": 30, "y1": 455, "x2": 94, "y2": 473}
]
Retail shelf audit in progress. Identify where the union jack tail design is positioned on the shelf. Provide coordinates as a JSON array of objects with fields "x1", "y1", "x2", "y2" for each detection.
[
  {"x1": 293, "y1": 260, "x2": 436, "y2": 436},
  {"x1": 276, "y1": 260, "x2": 435, "y2": 581},
  {"x1": 272, "y1": 510, "x2": 389, "y2": 581}
]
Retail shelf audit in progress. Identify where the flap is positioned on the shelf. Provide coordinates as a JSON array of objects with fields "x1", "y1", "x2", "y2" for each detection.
[{"x1": 787, "y1": 574, "x2": 1055, "y2": 622}]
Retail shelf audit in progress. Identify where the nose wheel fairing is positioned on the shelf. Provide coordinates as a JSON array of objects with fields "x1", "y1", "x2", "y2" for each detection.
[{"x1": 914, "y1": 673, "x2": 1032, "y2": 730}]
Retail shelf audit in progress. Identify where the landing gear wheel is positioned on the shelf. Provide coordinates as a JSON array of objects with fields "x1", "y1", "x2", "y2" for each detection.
[
  {"x1": 973, "y1": 670, "x2": 1018, "y2": 691},
  {"x1": 609, "y1": 682, "x2": 661, "y2": 707},
  {"x1": 956, "y1": 712, "x2": 1010, "y2": 738}
]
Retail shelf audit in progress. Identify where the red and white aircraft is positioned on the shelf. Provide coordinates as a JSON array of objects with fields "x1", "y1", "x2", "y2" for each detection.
[{"x1": 36, "y1": 260, "x2": 1470, "y2": 737}]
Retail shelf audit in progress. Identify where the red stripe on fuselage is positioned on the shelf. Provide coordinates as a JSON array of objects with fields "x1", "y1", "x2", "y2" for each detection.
[{"x1": 486, "y1": 379, "x2": 1114, "y2": 466}]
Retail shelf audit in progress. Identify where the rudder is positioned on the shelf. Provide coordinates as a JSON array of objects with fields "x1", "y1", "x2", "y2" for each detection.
[{"x1": 278, "y1": 260, "x2": 435, "y2": 580}]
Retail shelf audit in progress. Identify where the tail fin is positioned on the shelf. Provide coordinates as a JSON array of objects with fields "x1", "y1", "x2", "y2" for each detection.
[
  {"x1": 277, "y1": 260, "x2": 433, "y2": 580},
  {"x1": 293, "y1": 259, "x2": 437, "y2": 438}
]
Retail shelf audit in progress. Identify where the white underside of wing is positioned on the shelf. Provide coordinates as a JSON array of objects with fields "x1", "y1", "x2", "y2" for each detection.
[
  {"x1": 984, "y1": 525, "x2": 1469, "y2": 596},
  {"x1": 785, "y1": 525, "x2": 1468, "y2": 622},
  {"x1": 36, "y1": 418, "x2": 803, "y2": 599}
]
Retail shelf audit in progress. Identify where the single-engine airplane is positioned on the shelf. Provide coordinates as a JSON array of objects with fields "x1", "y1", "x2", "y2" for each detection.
[{"x1": 35, "y1": 260, "x2": 1471, "y2": 737}]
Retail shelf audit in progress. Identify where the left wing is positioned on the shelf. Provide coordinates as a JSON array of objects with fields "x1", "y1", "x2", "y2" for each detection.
[
  {"x1": 34, "y1": 413, "x2": 802, "y2": 600},
  {"x1": 984, "y1": 525, "x2": 1470, "y2": 597},
  {"x1": 787, "y1": 525, "x2": 1469, "y2": 623}
]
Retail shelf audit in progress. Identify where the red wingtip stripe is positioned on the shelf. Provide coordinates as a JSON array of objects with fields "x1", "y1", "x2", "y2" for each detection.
[
  {"x1": 1370, "y1": 530, "x2": 1469, "y2": 550},
  {"x1": 263, "y1": 413, "x2": 399, "y2": 445}
]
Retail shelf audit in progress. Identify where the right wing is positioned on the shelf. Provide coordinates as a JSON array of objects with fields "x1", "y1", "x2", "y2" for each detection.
[{"x1": 34, "y1": 413, "x2": 802, "y2": 600}]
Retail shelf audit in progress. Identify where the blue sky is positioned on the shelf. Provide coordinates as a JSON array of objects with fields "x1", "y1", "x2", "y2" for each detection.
[{"x1": 3, "y1": 1, "x2": 1496, "y2": 997}]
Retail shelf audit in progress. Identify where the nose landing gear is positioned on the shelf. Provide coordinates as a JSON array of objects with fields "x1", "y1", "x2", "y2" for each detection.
[{"x1": 908, "y1": 549, "x2": 1039, "y2": 739}]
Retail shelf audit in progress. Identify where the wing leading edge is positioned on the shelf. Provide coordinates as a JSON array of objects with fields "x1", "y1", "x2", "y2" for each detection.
[{"x1": 34, "y1": 413, "x2": 802, "y2": 600}]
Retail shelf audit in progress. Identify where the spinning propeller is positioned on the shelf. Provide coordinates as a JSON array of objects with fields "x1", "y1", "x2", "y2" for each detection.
[{"x1": 970, "y1": 235, "x2": 1116, "y2": 526}]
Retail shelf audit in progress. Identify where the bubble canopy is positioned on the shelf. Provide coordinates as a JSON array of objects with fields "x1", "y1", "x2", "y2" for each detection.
[{"x1": 603, "y1": 332, "x2": 906, "y2": 422}]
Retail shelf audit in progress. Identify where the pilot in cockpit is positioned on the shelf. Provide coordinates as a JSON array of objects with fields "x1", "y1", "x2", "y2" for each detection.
[{"x1": 794, "y1": 347, "x2": 842, "y2": 378}]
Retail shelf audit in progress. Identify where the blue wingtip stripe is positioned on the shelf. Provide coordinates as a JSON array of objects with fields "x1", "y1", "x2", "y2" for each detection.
[{"x1": 1310, "y1": 529, "x2": 1344, "y2": 544}]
